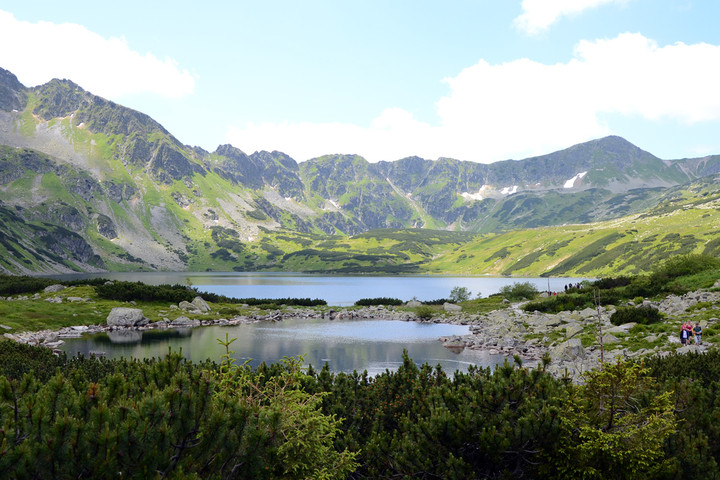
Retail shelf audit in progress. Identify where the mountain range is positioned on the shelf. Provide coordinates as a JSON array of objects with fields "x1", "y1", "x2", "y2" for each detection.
[{"x1": 1, "y1": 66, "x2": 719, "y2": 276}]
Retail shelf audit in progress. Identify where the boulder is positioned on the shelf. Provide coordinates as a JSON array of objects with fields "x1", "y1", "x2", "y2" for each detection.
[
  {"x1": 565, "y1": 324, "x2": 584, "y2": 339},
  {"x1": 43, "y1": 284, "x2": 66, "y2": 293},
  {"x1": 406, "y1": 300, "x2": 422, "y2": 308},
  {"x1": 443, "y1": 302, "x2": 462, "y2": 312},
  {"x1": 171, "y1": 316, "x2": 201, "y2": 327},
  {"x1": 601, "y1": 334, "x2": 620, "y2": 345},
  {"x1": 442, "y1": 337, "x2": 466, "y2": 351},
  {"x1": 551, "y1": 338, "x2": 585, "y2": 361},
  {"x1": 179, "y1": 301, "x2": 201, "y2": 312},
  {"x1": 106, "y1": 307, "x2": 149, "y2": 327},
  {"x1": 527, "y1": 315, "x2": 562, "y2": 328},
  {"x1": 191, "y1": 296, "x2": 211, "y2": 312},
  {"x1": 607, "y1": 323, "x2": 636, "y2": 333}
]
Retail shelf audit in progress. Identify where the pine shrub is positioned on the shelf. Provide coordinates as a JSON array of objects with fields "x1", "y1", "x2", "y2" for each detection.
[{"x1": 610, "y1": 305, "x2": 663, "y2": 326}]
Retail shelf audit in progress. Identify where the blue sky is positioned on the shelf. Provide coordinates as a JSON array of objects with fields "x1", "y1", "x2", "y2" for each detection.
[{"x1": 1, "y1": 0, "x2": 719, "y2": 163}]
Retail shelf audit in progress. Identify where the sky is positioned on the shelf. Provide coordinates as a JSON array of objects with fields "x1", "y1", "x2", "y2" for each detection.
[{"x1": 1, "y1": 0, "x2": 719, "y2": 164}]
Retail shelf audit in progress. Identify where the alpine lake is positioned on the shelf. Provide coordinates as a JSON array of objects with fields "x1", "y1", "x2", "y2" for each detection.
[{"x1": 54, "y1": 273, "x2": 588, "y2": 375}]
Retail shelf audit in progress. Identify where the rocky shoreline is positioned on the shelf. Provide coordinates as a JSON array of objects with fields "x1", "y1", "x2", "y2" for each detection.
[{"x1": 5, "y1": 287, "x2": 720, "y2": 382}]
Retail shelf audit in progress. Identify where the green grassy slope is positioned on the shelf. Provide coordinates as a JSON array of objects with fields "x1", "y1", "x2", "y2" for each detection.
[{"x1": 427, "y1": 175, "x2": 720, "y2": 276}]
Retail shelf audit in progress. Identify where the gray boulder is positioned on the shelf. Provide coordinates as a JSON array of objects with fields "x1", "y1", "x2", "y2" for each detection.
[
  {"x1": 565, "y1": 324, "x2": 584, "y2": 339},
  {"x1": 607, "y1": 323, "x2": 636, "y2": 333},
  {"x1": 528, "y1": 315, "x2": 562, "y2": 328},
  {"x1": 44, "y1": 284, "x2": 66, "y2": 293},
  {"x1": 191, "y1": 296, "x2": 211, "y2": 312},
  {"x1": 179, "y1": 301, "x2": 201, "y2": 312},
  {"x1": 443, "y1": 302, "x2": 462, "y2": 312},
  {"x1": 601, "y1": 334, "x2": 620, "y2": 345},
  {"x1": 171, "y1": 316, "x2": 201, "y2": 327},
  {"x1": 406, "y1": 300, "x2": 422, "y2": 308},
  {"x1": 107, "y1": 307, "x2": 149, "y2": 327},
  {"x1": 551, "y1": 338, "x2": 585, "y2": 361}
]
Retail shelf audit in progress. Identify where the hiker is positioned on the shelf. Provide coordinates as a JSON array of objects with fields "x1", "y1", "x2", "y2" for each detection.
[
  {"x1": 680, "y1": 322, "x2": 690, "y2": 345},
  {"x1": 693, "y1": 322, "x2": 703, "y2": 345}
]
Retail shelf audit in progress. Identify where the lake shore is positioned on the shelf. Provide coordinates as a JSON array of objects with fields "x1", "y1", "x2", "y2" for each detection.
[{"x1": 5, "y1": 284, "x2": 719, "y2": 382}]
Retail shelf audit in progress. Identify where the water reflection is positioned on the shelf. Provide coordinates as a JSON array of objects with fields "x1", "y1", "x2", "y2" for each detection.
[{"x1": 60, "y1": 318, "x2": 508, "y2": 375}]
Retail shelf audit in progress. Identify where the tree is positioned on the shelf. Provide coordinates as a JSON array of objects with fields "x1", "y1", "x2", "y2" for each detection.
[
  {"x1": 499, "y1": 281, "x2": 538, "y2": 301},
  {"x1": 449, "y1": 286, "x2": 471, "y2": 303},
  {"x1": 544, "y1": 359, "x2": 677, "y2": 480},
  {"x1": 213, "y1": 334, "x2": 358, "y2": 479}
]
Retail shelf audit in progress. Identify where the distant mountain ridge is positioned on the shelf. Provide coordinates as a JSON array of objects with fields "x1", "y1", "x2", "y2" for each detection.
[{"x1": 0, "y1": 65, "x2": 719, "y2": 274}]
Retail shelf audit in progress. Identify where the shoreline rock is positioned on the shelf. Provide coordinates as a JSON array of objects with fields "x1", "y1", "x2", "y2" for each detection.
[{"x1": 4, "y1": 288, "x2": 719, "y2": 382}]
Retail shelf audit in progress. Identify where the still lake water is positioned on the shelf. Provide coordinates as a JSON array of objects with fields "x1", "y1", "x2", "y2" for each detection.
[
  {"x1": 53, "y1": 272, "x2": 589, "y2": 374},
  {"x1": 52, "y1": 271, "x2": 587, "y2": 306},
  {"x1": 59, "y1": 318, "x2": 508, "y2": 376}
]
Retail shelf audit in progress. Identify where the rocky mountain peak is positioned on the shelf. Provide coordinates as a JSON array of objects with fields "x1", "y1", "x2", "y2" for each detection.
[
  {"x1": 214, "y1": 144, "x2": 249, "y2": 161},
  {"x1": 251, "y1": 150, "x2": 299, "y2": 171},
  {"x1": 0, "y1": 67, "x2": 27, "y2": 112}
]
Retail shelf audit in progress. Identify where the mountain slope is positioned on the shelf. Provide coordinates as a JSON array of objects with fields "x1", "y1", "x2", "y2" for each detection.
[{"x1": 0, "y1": 65, "x2": 719, "y2": 275}]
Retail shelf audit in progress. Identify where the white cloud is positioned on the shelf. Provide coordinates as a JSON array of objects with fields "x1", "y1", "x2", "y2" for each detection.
[
  {"x1": 226, "y1": 33, "x2": 720, "y2": 164},
  {"x1": 0, "y1": 10, "x2": 194, "y2": 99},
  {"x1": 514, "y1": 0, "x2": 630, "y2": 35},
  {"x1": 227, "y1": 108, "x2": 441, "y2": 162}
]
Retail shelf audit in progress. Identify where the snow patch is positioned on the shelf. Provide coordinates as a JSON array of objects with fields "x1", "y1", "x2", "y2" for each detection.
[
  {"x1": 461, "y1": 185, "x2": 491, "y2": 201},
  {"x1": 329, "y1": 199, "x2": 339, "y2": 209},
  {"x1": 564, "y1": 171, "x2": 588, "y2": 189},
  {"x1": 501, "y1": 185, "x2": 518, "y2": 195}
]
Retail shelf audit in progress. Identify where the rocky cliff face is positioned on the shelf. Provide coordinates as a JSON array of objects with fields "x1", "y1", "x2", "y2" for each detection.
[{"x1": 0, "y1": 68, "x2": 27, "y2": 112}]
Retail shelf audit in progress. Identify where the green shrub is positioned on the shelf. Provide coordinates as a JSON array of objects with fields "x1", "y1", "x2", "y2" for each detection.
[
  {"x1": 500, "y1": 282, "x2": 539, "y2": 301},
  {"x1": 0, "y1": 274, "x2": 58, "y2": 295},
  {"x1": 233, "y1": 297, "x2": 327, "y2": 307},
  {"x1": 415, "y1": 305, "x2": 436, "y2": 320},
  {"x1": 354, "y1": 297, "x2": 403, "y2": 306},
  {"x1": 592, "y1": 276, "x2": 632, "y2": 289},
  {"x1": 449, "y1": 286, "x2": 472, "y2": 303},
  {"x1": 649, "y1": 254, "x2": 720, "y2": 288},
  {"x1": 94, "y1": 281, "x2": 196, "y2": 303},
  {"x1": 610, "y1": 305, "x2": 663, "y2": 326},
  {"x1": 0, "y1": 340, "x2": 66, "y2": 381},
  {"x1": 94, "y1": 281, "x2": 328, "y2": 307},
  {"x1": 424, "y1": 298, "x2": 449, "y2": 305}
]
